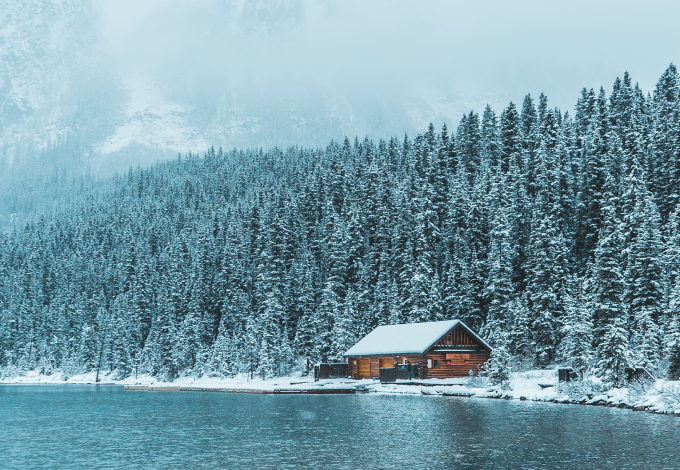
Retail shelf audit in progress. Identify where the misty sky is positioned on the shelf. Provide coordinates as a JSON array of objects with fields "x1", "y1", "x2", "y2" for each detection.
[{"x1": 99, "y1": 0, "x2": 680, "y2": 123}]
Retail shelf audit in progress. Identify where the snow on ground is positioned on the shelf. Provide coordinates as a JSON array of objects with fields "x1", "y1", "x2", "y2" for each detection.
[
  {"x1": 3, "y1": 368, "x2": 680, "y2": 416},
  {"x1": 0, "y1": 370, "x2": 372, "y2": 391},
  {"x1": 508, "y1": 369, "x2": 560, "y2": 400}
]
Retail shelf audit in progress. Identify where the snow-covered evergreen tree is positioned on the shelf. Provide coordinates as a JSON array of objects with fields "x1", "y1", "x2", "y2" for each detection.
[
  {"x1": 621, "y1": 157, "x2": 664, "y2": 370},
  {"x1": 664, "y1": 272, "x2": 680, "y2": 379},
  {"x1": 483, "y1": 322, "x2": 511, "y2": 388},
  {"x1": 590, "y1": 172, "x2": 625, "y2": 341},
  {"x1": 1, "y1": 66, "x2": 679, "y2": 381},
  {"x1": 595, "y1": 317, "x2": 632, "y2": 388},
  {"x1": 558, "y1": 279, "x2": 594, "y2": 376},
  {"x1": 484, "y1": 180, "x2": 514, "y2": 337}
]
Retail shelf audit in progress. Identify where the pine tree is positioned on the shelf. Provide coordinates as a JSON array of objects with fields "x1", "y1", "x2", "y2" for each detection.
[
  {"x1": 580, "y1": 88, "x2": 609, "y2": 261},
  {"x1": 433, "y1": 124, "x2": 452, "y2": 236},
  {"x1": 483, "y1": 321, "x2": 511, "y2": 388},
  {"x1": 526, "y1": 111, "x2": 570, "y2": 366},
  {"x1": 557, "y1": 113, "x2": 578, "y2": 257},
  {"x1": 590, "y1": 169, "x2": 625, "y2": 341},
  {"x1": 500, "y1": 102, "x2": 521, "y2": 173},
  {"x1": 467, "y1": 168, "x2": 492, "y2": 327},
  {"x1": 622, "y1": 158, "x2": 665, "y2": 366},
  {"x1": 485, "y1": 344, "x2": 511, "y2": 388},
  {"x1": 256, "y1": 276, "x2": 285, "y2": 379},
  {"x1": 110, "y1": 293, "x2": 133, "y2": 378},
  {"x1": 292, "y1": 263, "x2": 318, "y2": 366},
  {"x1": 209, "y1": 326, "x2": 238, "y2": 378},
  {"x1": 484, "y1": 181, "x2": 514, "y2": 336},
  {"x1": 664, "y1": 291, "x2": 680, "y2": 379},
  {"x1": 507, "y1": 294, "x2": 533, "y2": 365},
  {"x1": 630, "y1": 310, "x2": 661, "y2": 373},
  {"x1": 330, "y1": 288, "x2": 357, "y2": 362},
  {"x1": 457, "y1": 111, "x2": 481, "y2": 180},
  {"x1": 443, "y1": 236, "x2": 478, "y2": 327},
  {"x1": 409, "y1": 197, "x2": 435, "y2": 322},
  {"x1": 507, "y1": 163, "x2": 531, "y2": 292},
  {"x1": 427, "y1": 272, "x2": 443, "y2": 322},
  {"x1": 558, "y1": 279, "x2": 594, "y2": 376},
  {"x1": 370, "y1": 252, "x2": 392, "y2": 327},
  {"x1": 316, "y1": 207, "x2": 347, "y2": 362},
  {"x1": 664, "y1": 207, "x2": 680, "y2": 315},
  {"x1": 148, "y1": 286, "x2": 178, "y2": 379},
  {"x1": 481, "y1": 104, "x2": 500, "y2": 168},
  {"x1": 595, "y1": 317, "x2": 632, "y2": 387},
  {"x1": 650, "y1": 64, "x2": 680, "y2": 218}
]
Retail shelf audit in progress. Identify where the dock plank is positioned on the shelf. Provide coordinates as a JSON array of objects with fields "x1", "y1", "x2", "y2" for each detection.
[{"x1": 124, "y1": 385, "x2": 359, "y2": 394}]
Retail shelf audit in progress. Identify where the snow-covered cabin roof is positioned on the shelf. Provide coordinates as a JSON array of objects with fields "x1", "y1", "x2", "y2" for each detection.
[{"x1": 344, "y1": 320, "x2": 491, "y2": 357}]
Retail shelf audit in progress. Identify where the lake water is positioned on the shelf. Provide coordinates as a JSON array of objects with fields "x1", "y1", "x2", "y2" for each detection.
[{"x1": 1, "y1": 385, "x2": 679, "y2": 469}]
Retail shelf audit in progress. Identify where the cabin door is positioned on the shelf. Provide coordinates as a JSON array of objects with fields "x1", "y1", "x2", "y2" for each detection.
[{"x1": 357, "y1": 359, "x2": 370, "y2": 379}]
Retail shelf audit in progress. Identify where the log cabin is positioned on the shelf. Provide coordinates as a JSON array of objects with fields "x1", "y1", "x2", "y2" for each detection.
[{"x1": 345, "y1": 320, "x2": 491, "y2": 379}]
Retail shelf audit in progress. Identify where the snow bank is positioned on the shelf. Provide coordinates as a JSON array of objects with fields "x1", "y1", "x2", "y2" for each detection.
[{"x1": 2, "y1": 368, "x2": 679, "y2": 416}]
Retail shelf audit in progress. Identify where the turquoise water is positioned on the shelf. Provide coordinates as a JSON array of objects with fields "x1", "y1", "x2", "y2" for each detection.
[{"x1": 1, "y1": 385, "x2": 679, "y2": 469}]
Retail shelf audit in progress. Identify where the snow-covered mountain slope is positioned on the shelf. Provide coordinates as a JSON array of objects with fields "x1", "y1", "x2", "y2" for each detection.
[
  {"x1": 0, "y1": 0, "x2": 118, "y2": 156},
  {"x1": 0, "y1": 0, "x2": 488, "y2": 177},
  {"x1": 95, "y1": 76, "x2": 208, "y2": 155}
]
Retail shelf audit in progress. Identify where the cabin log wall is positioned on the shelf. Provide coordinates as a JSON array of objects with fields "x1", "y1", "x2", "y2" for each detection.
[
  {"x1": 423, "y1": 352, "x2": 489, "y2": 378},
  {"x1": 347, "y1": 351, "x2": 489, "y2": 379},
  {"x1": 347, "y1": 355, "x2": 425, "y2": 379}
]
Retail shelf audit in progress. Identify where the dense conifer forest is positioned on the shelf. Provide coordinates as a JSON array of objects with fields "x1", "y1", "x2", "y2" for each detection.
[{"x1": 2, "y1": 65, "x2": 680, "y2": 384}]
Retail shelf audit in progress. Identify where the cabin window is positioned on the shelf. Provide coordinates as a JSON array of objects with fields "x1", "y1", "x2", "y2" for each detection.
[
  {"x1": 402, "y1": 358, "x2": 408, "y2": 365},
  {"x1": 429, "y1": 359, "x2": 439, "y2": 369},
  {"x1": 379, "y1": 358, "x2": 393, "y2": 369}
]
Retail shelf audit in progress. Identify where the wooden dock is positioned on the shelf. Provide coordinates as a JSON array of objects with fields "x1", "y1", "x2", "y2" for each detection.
[
  {"x1": 124, "y1": 385, "x2": 361, "y2": 394},
  {"x1": 384, "y1": 380, "x2": 465, "y2": 387}
]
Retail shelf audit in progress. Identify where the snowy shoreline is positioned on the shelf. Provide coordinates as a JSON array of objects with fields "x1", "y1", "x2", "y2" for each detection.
[{"x1": 3, "y1": 368, "x2": 680, "y2": 417}]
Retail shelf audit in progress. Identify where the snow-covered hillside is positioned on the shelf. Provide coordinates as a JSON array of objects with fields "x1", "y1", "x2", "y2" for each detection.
[
  {"x1": 0, "y1": 0, "x2": 490, "y2": 177},
  {"x1": 0, "y1": 0, "x2": 115, "y2": 153},
  {"x1": 2, "y1": 0, "x2": 675, "y2": 179}
]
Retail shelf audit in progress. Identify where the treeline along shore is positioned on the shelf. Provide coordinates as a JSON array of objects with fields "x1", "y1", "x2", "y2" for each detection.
[{"x1": 1, "y1": 65, "x2": 680, "y2": 388}]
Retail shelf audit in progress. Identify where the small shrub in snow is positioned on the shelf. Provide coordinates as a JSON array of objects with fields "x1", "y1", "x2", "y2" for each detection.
[
  {"x1": 557, "y1": 376, "x2": 605, "y2": 401},
  {"x1": 0, "y1": 365, "x2": 23, "y2": 380},
  {"x1": 660, "y1": 383, "x2": 680, "y2": 410},
  {"x1": 627, "y1": 376, "x2": 654, "y2": 402},
  {"x1": 465, "y1": 369, "x2": 488, "y2": 388}
]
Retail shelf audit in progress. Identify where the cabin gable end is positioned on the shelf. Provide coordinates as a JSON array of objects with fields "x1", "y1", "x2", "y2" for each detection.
[{"x1": 425, "y1": 323, "x2": 492, "y2": 354}]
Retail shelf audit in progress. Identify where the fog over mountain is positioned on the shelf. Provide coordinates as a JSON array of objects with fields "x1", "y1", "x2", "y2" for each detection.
[{"x1": 0, "y1": 0, "x2": 679, "y2": 224}]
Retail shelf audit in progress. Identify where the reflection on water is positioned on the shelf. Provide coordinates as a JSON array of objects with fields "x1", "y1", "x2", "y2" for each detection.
[{"x1": 1, "y1": 385, "x2": 679, "y2": 469}]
